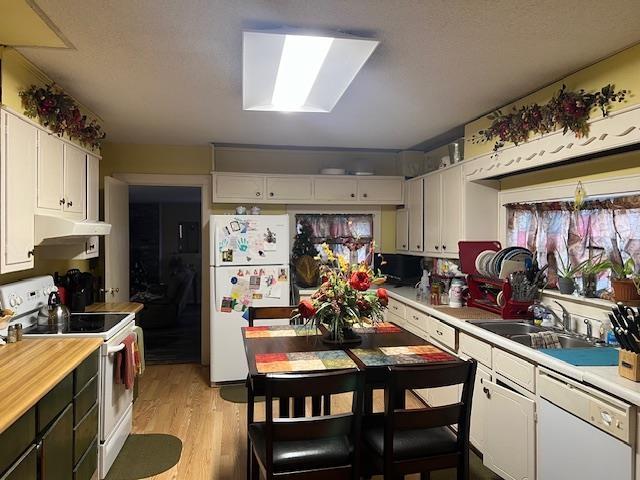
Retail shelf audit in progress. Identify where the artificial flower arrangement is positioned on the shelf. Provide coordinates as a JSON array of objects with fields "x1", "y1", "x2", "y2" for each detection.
[
  {"x1": 292, "y1": 242, "x2": 388, "y2": 344},
  {"x1": 473, "y1": 83, "x2": 627, "y2": 152},
  {"x1": 19, "y1": 83, "x2": 106, "y2": 149}
]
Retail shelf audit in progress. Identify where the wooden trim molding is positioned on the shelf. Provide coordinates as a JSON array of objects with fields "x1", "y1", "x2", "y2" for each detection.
[{"x1": 464, "y1": 103, "x2": 640, "y2": 182}]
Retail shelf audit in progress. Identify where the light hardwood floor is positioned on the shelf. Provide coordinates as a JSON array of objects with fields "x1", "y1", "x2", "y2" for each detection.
[{"x1": 133, "y1": 364, "x2": 497, "y2": 480}]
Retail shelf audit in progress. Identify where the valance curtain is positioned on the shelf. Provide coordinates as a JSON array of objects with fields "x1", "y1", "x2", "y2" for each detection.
[
  {"x1": 506, "y1": 195, "x2": 640, "y2": 290},
  {"x1": 295, "y1": 214, "x2": 374, "y2": 263}
]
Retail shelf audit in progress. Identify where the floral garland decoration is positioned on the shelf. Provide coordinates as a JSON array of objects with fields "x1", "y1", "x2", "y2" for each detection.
[
  {"x1": 19, "y1": 83, "x2": 106, "y2": 149},
  {"x1": 473, "y1": 84, "x2": 627, "y2": 152}
]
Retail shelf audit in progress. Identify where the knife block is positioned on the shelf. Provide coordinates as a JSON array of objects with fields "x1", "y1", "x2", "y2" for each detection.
[{"x1": 618, "y1": 349, "x2": 640, "y2": 382}]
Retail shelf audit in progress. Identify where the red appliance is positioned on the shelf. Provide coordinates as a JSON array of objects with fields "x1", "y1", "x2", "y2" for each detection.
[{"x1": 458, "y1": 241, "x2": 533, "y2": 320}]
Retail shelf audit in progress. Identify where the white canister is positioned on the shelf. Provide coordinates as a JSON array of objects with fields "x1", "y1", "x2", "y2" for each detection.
[{"x1": 448, "y1": 277, "x2": 466, "y2": 308}]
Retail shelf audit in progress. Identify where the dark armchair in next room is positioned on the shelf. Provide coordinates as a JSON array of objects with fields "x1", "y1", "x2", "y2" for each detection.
[{"x1": 136, "y1": 268, "x2": 195, "y2": 329}]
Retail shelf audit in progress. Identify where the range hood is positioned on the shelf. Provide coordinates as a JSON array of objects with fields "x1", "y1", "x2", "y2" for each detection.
[{"x1": 35, "y1": 215, "x2": 112, "y2": 245}]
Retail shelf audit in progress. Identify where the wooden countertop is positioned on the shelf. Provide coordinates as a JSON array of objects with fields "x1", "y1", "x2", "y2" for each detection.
[
  {"x1": 0, "y1": 338, "x2": 102, "y2": 434},
  {"x1": 85, "y1": 302, "x2": 144, "y2": 314}
]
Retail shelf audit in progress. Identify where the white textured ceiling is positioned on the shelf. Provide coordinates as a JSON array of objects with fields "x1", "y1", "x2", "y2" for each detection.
[{"x1": 17, "y1": 0, "x2": 640, "y2": 149}]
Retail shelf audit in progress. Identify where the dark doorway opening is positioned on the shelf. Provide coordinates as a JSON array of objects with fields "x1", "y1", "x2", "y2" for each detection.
[{"x1": 129, "y1": 185, "x2": 202, "y2": 364}]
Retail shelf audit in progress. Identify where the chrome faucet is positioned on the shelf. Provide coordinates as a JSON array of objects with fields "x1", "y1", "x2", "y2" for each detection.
[
  {"x1": 583, "y1": 318, "x2": 593, "y2": 341},
  {"x1": 528, "y1": 301, "x2": 572, "y2": 332}
]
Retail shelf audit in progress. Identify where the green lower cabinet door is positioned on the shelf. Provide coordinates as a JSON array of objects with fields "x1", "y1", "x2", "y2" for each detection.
[
  {"x1": 73, "y1": 439, "x2": 97, "y2": 480},
  {"x1": 73, "y1": 404, "x2": 98, "y2": 465},
  {"x1": 0, "y1": 445, "x2": 37, "y2": 480},
  {"x1": 40, "y1": 404, "x2": 73, "y2": 480},
  {"x1": 0, "y1": 407, "x2": 36, "y2": 475}
]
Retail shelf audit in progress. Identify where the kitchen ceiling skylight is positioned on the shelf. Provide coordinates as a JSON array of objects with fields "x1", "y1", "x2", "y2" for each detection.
[{"x1": 243, "y1": 30, "x2": 379, "y2": 113}]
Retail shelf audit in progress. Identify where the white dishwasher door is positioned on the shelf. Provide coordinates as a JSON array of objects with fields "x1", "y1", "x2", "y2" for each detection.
[{"x1": 538, "y1": 398, "x2": 633, "y2": 480}]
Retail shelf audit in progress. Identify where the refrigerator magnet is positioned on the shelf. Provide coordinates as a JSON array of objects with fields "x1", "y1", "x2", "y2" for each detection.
[
  {"x1": 249, "y1": 275, "x2": 261, "y2": 290},
  {"x1": 252, "y1": 293, "x2": 263, "y2": 300},
  {"x1": 220, "y1": 297, "x2": 233, "y2": 312},
  {"x1": 230, "y1": 277, "x2": 238, "y2": 285},
  {"x1": 222, "y1": 249, "x2": 233, "y2": 262},
  {"x1": 230, "y1": 220, "x2": 241, "y2": 232},
  {"x1": 278, "y1": 269, "x2": 288, "y2": 282}
]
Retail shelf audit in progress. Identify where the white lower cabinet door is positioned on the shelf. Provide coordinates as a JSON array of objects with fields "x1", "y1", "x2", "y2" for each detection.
[
  {"x1": 483, "y1": 380, "x2": 536, "y2": 480},
  {"x1": 385, "y1": 311, "x2": 406, "y2": 328},
  {"x1": 469, "y1": 366, "x2": 491, "y2": 453}
]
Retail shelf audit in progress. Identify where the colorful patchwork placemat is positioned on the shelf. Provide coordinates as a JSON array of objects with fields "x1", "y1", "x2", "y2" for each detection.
[
  {"x1": 351, "y1": 322, "x2": 402, "y2": 334},
  {"x1": 255, "y1": 350, "x2": 357, "y2": 373},
  {"x1": 349, "y1": 345, "x2": 456, "y2": 366},
  {"x1": 244, "y1": 325, "x2": 320, "y2": 338}
]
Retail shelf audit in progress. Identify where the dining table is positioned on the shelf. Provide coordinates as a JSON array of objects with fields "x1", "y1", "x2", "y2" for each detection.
[{"x1": 241, "y1": 322, "x2": 463, "y2": 474}]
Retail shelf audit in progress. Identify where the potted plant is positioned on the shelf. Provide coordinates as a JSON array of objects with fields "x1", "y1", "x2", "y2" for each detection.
[
  {"x1": 608, "y1": 258, "x2": 640, "y2": 303},
  {"x1": 555, "y1": 241, "x2": 587, "y2": 295},
  {"x1": 579, "y1": 255, "x2": 609, "y2": 298},
  {"x1": 292, "y1": 243, "x2": 387, "y2": 344}
]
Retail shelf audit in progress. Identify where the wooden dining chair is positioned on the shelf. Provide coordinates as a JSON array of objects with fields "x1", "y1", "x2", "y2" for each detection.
[
  {"x1": 249, "y1": 369, "x2": 365, "y2": 480},
  {"x1": 361, "y1": 360, "x2": 477, "y2": 480},
  {"x1": 247, "y1": 306, "x2": 329, "y2": 418}
]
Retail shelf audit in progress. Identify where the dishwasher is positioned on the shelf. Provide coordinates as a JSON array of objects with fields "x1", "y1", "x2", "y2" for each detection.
[{"x1": 537, "y1": 367, "x2": 636, "y2": 480}]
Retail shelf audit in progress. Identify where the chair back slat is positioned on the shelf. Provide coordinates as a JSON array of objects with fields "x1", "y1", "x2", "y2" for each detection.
[
  {"x1": 266, "y1": 369, "x2": 360, "y2": 399},
  {"x1": 393, "y1": 404, "x2": 462, "y2": 430},
  {"x1": 272, "y1": 414, "x2": 353, "y2": 441},
  {"x1": 391, "y1": 362, "x2": 470, "y2": 390},
  {"x1": 247, "y1": 306, "x2": 297, "y2": 326}
]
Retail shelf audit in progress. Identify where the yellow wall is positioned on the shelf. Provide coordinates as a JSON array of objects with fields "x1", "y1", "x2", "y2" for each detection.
[
  {"x1": 0, "y1": 48, "x2": 103, "y2": 285},
  {"x1": 465, "y1": 43, "x2": 640, "y2": 159},
  {"x1": 101, "y1": 142, "x2": 398, "y2": 252}
]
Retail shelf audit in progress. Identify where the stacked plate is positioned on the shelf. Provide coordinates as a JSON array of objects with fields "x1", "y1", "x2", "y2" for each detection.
[{"x1": 475, "y1": 247, "x2": 532, "y2": 279}]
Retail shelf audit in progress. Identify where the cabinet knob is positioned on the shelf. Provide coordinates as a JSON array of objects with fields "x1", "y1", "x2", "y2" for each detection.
[
  {"x1": 442, "y1": 245, "x2": 446, "y2": 250},
  {"x1": 269, "y1": 192, "x2": 274, "y2": 197},
  {"x1": 416, "y1": 245, "x2": 421, "y2": 249},
  {"x1": 350, "y1": 193, "x2": 355, "y2": 198},
  {"x1": 402, "y1": 244, "x2": 406, "y2": 248},
  {"x1": 67, "y1": 201, "x2": 73, "y2": 207},
  {"x1": 435, "y1": 245, "x2": 439, "y2": 250},
  {"x1": 483, "y1": 386, "x2": 491, "y2": 399},
  {"x1": 256, "y1": 192, "x2": 261, "y2": 197},
  {"x1": 88, "y1": 244, "x2": 95, "y2": 250},
  {"x1": 363, "y1": 193, "x2": 368, "y2": 198},
  {"x1": 27, "y1": 249, "x2": 35, "y2": 258},
  {"x1": 59, "y1": 198, "x2": 65, "y2": 205}
]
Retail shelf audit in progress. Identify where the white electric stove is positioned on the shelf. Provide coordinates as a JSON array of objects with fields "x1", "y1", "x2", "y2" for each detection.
[{"x1": 0, "y1": 276, "x2": 136, "y2": 479}]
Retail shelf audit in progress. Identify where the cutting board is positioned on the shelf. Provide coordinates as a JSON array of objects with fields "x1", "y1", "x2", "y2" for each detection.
[{"x1": 539, "y1": 347, "x2": 619, "y2": 366}]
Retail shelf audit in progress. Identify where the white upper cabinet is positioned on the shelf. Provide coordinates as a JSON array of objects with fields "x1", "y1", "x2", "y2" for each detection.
[
  {"x1": 37, "y1": 134, "x2": 87, "y2": 219},
  {"x1": 420, "y1": 164, "x2": 498, "y2": 258},
  {"x1": 63, "y1": 143, "x2": 86, "y2": 217},
  {"x1": 37, "y1": 131, "x2": 64, "y2": 213},
  {"x1": 357, "y1": 177, "x2": 403, "y2": 203},
  {"x1": 266, "y1": 176, "x2": 313, "y2": 201},
  {"x1": 213, "y1": 173, "x2": 265, "y2": 201},
  {"x1": 212, "y1": 172, "x2": 403, "y2": 205},
  {"x1": 1, "y1": 111, "x2": 37, "y2": 273},
  {"x1": 406, "y1": 177, "x2": 424, "y2": 252},
  {"x1": 395, "y1": 208, "x2": 408, "y2": 251},
  {"x1": 314, "y1": 177, "x2": 358, "y2": 202},
  {"x1": 424, "y1": 172, "x2": 441, "y2": 255},
  {"x1": 440, "y1": 165, "x2": 462, "y2": 254}
]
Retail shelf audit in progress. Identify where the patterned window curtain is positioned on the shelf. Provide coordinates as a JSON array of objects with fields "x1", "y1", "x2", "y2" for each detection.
[
  {"x1": 506, "y1": 195, "x2": 640, "y2": 292},
  {"x1": 295, "y1": 214, "x2": 374, "y2": 263}
]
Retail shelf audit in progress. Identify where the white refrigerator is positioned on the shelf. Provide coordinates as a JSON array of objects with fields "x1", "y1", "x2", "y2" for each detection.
[{"x1": 210, "y1": 214, "x2": 291, "y2": 383}]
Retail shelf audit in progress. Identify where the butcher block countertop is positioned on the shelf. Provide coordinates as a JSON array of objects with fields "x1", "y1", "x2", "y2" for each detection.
[
  {"x1": 86, "y1": 302, "x2": 144, "y2": 314},
  {"x1": 0, "y1": 338, "x2": 102, "y2": 434}
]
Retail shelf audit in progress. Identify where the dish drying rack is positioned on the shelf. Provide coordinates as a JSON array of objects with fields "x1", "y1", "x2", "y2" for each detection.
[{"x1": 459, "y1": 241, "x2": 533, "y2": 320}]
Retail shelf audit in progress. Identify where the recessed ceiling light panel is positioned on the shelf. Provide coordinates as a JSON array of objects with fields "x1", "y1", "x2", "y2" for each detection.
[{"x1": 243, "y1": 29, "x2": 379, "y2": 113}]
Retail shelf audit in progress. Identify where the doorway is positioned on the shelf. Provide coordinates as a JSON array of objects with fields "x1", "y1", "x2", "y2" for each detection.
[{"x1": 128, "y1": 185, "x2": 202, "y2": 364}]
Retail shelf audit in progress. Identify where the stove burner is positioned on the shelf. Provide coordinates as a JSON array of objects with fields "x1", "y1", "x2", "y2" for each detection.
[{"x1": 24, "y1": 313, "x2": 130, "y2": 334}]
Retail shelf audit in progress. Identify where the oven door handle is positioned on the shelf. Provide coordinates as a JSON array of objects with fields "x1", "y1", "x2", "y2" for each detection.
[{"x1": 107, "y1": 343, "x2": 126, "y2": 354}]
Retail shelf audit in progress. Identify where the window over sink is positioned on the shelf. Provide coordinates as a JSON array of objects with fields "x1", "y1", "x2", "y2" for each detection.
[{"x1": 506, "y1": 195, "x2": 640, "y2": 291}]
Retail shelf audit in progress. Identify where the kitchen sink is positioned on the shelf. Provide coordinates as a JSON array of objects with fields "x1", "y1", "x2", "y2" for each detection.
[
  {"x1": 510, "y1": 334, "x2": 595, "y2": 349},
  {"x1": 471, "y1": 320, "x2": 601, "y2": 349},
  {"x1": 470, "y1": 321, "x2": 546, "y2": 336}
]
